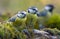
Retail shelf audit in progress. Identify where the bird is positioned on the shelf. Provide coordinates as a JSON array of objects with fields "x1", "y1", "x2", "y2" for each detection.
[
  {"x1": 7, "y1": 11, "x2": 27, "y2": 32},
  {"x1": 36, "y1": 4, "x2": 55, "y2": 30},
  {"x1": 25, "y1": 6, "x2": 38, "y2": 38},
  {"x1": 17, "y1": 11, "x2": 26, "y2": 18},
  {"x1": 26, "y1": 6, "x2": 38, "y2": 29},
  {"x1": 8, "y1": 11, "x2": 26, "y2": 22},
  {"x1": 37, "y1": 4, "x2": 54, "y2": 17}
]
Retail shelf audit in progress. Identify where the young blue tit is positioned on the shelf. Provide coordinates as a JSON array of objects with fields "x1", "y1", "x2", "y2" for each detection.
[
  {"x1": 26, "y1": 6, "x2": 38, "y2": 30},
  {"x1": 8, "y1": 11, "x2": 26, "y2": 22},
  {"x1": 7, "y1": 11, "x2": 27, "y2": 32},
  {"x1": 12, "y1": 11, "x2": 27, "y2": 31},
  {"x1": 37, "y1": 4, "x2": 54, "y2": 30},
  {"x1": 37, "y1": 4, "x2": 54, "y2": 18}
]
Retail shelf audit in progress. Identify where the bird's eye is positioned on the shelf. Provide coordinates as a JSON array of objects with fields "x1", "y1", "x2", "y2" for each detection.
[
  {"x1": 21, "y1": 13, "x2": 24, "y2": 14},
  {"x1": 33, "y1": 9, "x2": 36, "y2": 10},
  {"x1": 21, "y1": 11, "x2": 26, "y2": 14},
  {"x1": 17, "y1": 11, "x2": 26, "y2": 18}
]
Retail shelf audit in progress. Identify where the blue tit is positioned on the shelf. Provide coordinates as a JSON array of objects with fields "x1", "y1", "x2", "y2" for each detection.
[
  {"x1": 44, "y1": 4, "x2": 54, "y2": 13},
  {"x1": 37, "y1": 4, "x2": 54, "y2": 17},
  {"x1": 8, "y1": 11, "x2": 27, "y2": 22},
  {"x1": 26, "y1": 6, "x2": 38, "y2": 29},
  {"x1": 37, "y1": 4, "x2": 54, "y2": 30},
  {"x1": 25, "y1": 6, "x2": 38, "y2": 37},
  {"x1": 8, "y1": 11, "x2": 27, "y2": 31}
]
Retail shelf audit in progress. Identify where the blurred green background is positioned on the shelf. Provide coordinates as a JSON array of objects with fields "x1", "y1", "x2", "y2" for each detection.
[
  {"x1": 9, "y1": 0, "x2": 60, "y2": 13},
  {"x1": 0, "y1": 0, "x2": 60, "y2": 14}
]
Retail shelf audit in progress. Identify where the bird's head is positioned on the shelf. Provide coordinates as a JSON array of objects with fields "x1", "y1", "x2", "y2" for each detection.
[
  {"x1": 17, "y1": 11, "x2": 26, "y2": 18},
  {"x1": 28, "y1": 6, "x2": 38, "y2": 14},
  {"x1": 44, "y1": 4, "x2": 54, "y2": 13}
]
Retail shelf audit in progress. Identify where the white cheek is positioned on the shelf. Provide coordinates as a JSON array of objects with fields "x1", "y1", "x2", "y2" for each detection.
[
  {"x1": 28, "y1": 9, "x2": 34, "y2": 13},
  {"x1": 17, "y1": 14, "x2": 23, "y2": 18},
  {"x1": 45, "y1": 7, "x2": 50, "y2": 10}
]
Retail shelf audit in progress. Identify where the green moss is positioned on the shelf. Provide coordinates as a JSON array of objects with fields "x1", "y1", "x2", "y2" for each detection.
[{"x1": 45, "y1": 13, "x2": 60, "y2": 30}]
